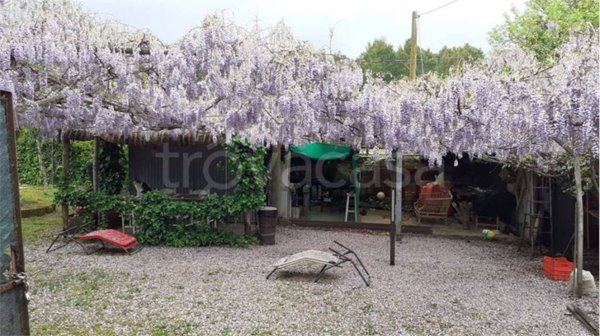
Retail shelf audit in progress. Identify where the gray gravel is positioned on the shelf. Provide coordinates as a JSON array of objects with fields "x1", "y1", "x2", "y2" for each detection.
[{"x1": 25, "y1": 226, "x2": 598, "y2": 335}]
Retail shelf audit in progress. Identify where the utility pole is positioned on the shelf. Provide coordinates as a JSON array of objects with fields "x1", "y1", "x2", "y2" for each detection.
[{"x1": 409, "y1": 11, "x2": 418, "y2": 80}]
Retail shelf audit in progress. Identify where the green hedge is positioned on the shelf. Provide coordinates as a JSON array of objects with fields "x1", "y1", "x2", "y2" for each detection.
[
  {"x1": 55, "y1": 189, "x2": 258, "y2": 247},
  {"x1": 16, "y1": 128, "x2": 93, "y2": 187},
  {"x1": 54, "y1": 139, "x2": 266, "y2": 248}
]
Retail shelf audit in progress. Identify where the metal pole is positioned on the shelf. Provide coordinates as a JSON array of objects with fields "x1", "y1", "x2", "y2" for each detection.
[
  {"x1": 284, "y1": 151, "x2": 291, "y2": 219},
  {"x1": 395, "y1": 151, "x2": 403, "y2": 238},
  {"x1": 352, "y1": 152, "x2": 360, "y2": 222},
  {"x1": 390, "y1": 151, "x2": 403, "y2": 265},
  {"x1": 573, "y1": 156, "x2": 584, "y2": 297},
  {"x1": 390, "y1": 190, "x2": 396, "y2": 266},
  {"x1": 390, "y1": 190, "x2": 396, "y2": 265}
]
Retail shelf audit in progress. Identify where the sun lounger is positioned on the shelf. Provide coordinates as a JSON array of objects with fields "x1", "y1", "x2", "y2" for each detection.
[
  {"x1": 47, "y1": 225, "x2": 140, "y2": 255},
  {"x1": 76, "y1": 229, "x2": 140, "y2": 254},
  {"x1": 46, "y1": 222, "x2": 93, "y2": 253},
  {"x1": 266, "y1": 241, "x2": 370, "y2": 286}
]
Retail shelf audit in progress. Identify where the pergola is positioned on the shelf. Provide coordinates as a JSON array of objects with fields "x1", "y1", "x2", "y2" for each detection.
[{"x1": 1, "y1": 0, "x2": 598, "y2": 297}]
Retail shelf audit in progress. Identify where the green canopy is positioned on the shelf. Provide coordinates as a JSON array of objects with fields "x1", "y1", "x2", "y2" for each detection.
[
  {"x1": 290, "y1": 143, "x2": 351, "y2": 161},
  {"x1": 291, "y1": 143, "x2": 360, "y2": 217}
]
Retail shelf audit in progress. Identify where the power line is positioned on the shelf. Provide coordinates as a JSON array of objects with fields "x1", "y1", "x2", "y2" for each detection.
[
  {"x1": 360, "y1": 55, "x2": 481, "y2": 65},
  {"x1": 419, "y1": 0, "x2": 460, "y2": 17},
  {"x1": 416, "y1": 0, "x2": 461, "y2": 76}
]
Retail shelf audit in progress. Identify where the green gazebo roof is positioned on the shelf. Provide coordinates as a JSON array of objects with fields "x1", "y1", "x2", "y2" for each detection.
[{"x1": 290, "y1": 143, "x2": 351, "y2": 160}]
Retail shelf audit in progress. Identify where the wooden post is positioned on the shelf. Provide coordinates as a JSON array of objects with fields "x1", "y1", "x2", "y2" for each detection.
[
  {"x1": 62, "y1": 137, "x2": 70, "y2": 231},
  {"x1": 0, "y1": 91, "x2": 30, "y2": 335},
  {"x1": 92, "y1": 138, "x2": 99, "y2": 191},
  {"x1": 409, "y1": 11, "x2": 418, "y2": 80}
]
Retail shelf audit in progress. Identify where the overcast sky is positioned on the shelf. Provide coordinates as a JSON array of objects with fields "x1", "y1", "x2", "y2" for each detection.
[{"x1": 77, "y1": 0, "x2": 527, "y2": 59}]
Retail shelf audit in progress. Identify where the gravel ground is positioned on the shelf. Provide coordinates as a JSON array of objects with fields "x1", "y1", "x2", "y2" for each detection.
[{"x1": 26, "y1": 226, "x2": 598, "y2": 335}]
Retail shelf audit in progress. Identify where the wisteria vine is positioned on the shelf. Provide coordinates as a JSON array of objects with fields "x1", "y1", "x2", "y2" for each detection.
[{"x1": 0, "y1": 0, "x2": 597, "y2": 168}]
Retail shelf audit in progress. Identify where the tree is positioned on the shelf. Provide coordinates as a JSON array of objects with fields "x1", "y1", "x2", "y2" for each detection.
[
  {"x1": 397, "y1": 39, "x2": 438, "y2": 77},
  {"x1": 359, "y1": 38, "x2": 484, "y2": 80},
  {"x1": 0, "y1": 0, "x2": 366, "y2": 148},
  {"x1": 358, "y1": 39, "x2": 404, "y2": 82},
  {"x1": 435, "y1": 44, "x2": 484, "y2": 77},
  {"x1": 490, "y1": 0, "x2": 599, "y2": 296},
  {"x1": 489, "y1": 0, "x2": 599, "y2": 63}
]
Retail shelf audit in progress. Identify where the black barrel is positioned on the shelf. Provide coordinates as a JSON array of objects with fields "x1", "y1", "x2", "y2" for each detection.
[{"x1": 258, "y1": 206, "x2": 278, "y2": 245}]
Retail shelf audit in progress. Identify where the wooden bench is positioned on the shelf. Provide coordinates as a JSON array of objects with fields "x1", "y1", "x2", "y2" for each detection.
[{"x1": 414, "y1": 191, "x2": 453, "y2": 225}]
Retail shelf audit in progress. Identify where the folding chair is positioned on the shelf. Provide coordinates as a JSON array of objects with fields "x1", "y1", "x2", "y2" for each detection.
[{"x1": 266, "y1": 241, "x2": 370, "y2": 286}]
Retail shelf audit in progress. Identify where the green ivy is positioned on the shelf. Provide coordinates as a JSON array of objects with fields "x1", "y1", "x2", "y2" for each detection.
[
  {"x1": 224, "y1": 138, "x2": 267, "y2": 212},
  {"x1": 55, "y1": 139, "x2": 266, "y2": 248},
  {"x1": 55, "y1": 189, "x2": 257, "y2": 247},
  {"x1": 98, "y1": 140, "x2": 127, "y2": 194}
]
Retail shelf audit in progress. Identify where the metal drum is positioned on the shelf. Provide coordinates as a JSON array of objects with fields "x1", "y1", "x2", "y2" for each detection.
[{"x1": 258, "y1": 206, "x2": 277, "y2": 245}]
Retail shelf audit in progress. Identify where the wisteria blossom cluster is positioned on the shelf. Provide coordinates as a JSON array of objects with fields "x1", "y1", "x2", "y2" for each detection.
[
  {"x1": 0, "y1": 0, "x2": 598, "y2": 166},
  {"x1": 365, "y1": 28, "x2": 599, "y2": 165}
]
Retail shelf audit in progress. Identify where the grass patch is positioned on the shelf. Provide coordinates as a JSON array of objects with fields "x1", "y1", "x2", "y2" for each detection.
[
  {"x1": 32, "y1": 323, "x2": 117, "y2": 336},
  {"x1": 21, "y1": 213, "x2": 62, "y2": 244},
  {"x1": 64, "y1": 269, "x2": 115, "y2": 309},
  {"x1": 30, "y1": 270, "x2": 70, "y2": 296},
  {"x1": 365, "y1": 323, "x2": 377, "y2": 335},
  {"x1": 126, "y1": 284, "x2": 142, "y2": 294},
  {"x1": 151, "y1": 320, "x2": 195, "y2": 336},
  {"x1": 362, "y1": 303, "x2": 374, "y2": 314},
  {"x1": 46, "y1": 279, "x2": 62, "y2": 293},
  {"x1": 438, "y1": 321, "x2": 454, "y2": 330},
  {"x1": 19, "y1": 184, "x2": 55, "y2": 209},
  {"x1": 250, "y1": 329, "x2": 273, "y2": 336},
  {"x1": 403, "y1": 324, "x2": 427, "y2": 335},
  {"x1": 32, "y1": 323, "x2": 86, "y2": 336}
]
